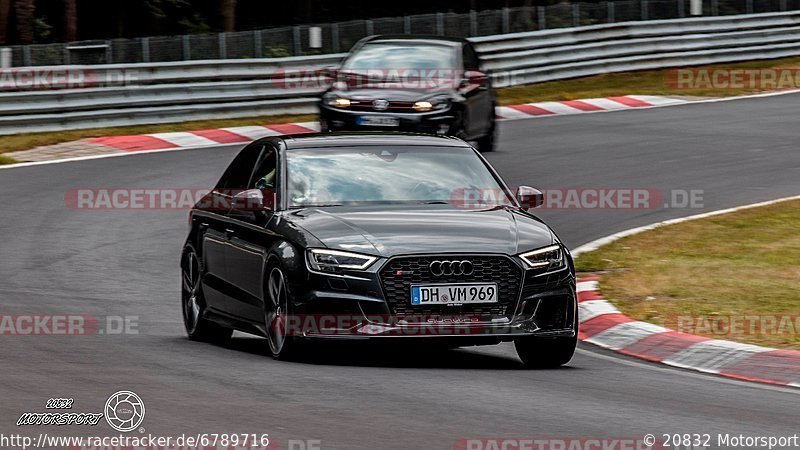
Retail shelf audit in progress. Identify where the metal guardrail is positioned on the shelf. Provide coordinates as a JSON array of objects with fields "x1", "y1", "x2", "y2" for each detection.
[{"x1": 1, "y1": 11, "x2": 800, "y2": 136}]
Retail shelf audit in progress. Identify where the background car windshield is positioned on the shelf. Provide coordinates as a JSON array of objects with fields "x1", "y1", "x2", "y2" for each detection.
[
  {"x1": 286, "y1": 146, "x2": 510, "y2": 207},
  {"x1": 342, "y1": 43, "x2": 456, "y2": 71}
]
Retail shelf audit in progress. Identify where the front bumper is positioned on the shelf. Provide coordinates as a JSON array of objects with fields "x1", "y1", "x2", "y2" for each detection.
[
  {"x1": 289, "y1": 255, "x2": 577, "y2": 341},
  {"x1": 319, "y1": 103, "x2": 458, "y2": 135}
]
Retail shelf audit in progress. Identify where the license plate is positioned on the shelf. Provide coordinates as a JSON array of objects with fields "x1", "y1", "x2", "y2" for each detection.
[
  {"x1": 410, "y1": 283, "x2": 498, "y2": 305},
  {"x1": 357, "y1": 115, "x2": 399, "y2": 127}
]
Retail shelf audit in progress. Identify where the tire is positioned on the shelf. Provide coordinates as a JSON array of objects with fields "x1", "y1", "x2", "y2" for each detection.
[
  {"x1": 181, "y1": 245, "x2": 233, "y2": 345},
  {"x1": 475, "y1": 115, "x2": 496, "y2": 152},
  {"x1": 264, "y1": 258, "x2": 303, "y2": 360},
  {"x1": 514, "y1": 314, "x2": 578, "y2": 369}
]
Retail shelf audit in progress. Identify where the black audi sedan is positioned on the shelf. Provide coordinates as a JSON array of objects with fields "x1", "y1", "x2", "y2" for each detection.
[
  {"x1": 181, "y1": 133, "x2": 577, "y2": 367},
  {"x1": 318, "y1": 35, "x2": 497, "y2": 152}
]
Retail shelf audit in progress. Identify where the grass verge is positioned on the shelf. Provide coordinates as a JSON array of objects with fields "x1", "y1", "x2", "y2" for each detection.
[
  {"x1": 574, "y1": 199, "x2": 800, "y2": 350},
  {"x1": 3, "y1": 56, "x2": 800, "y2": 156},
  {"x1": 0, "y1": 155, "x2": 17, "y2": 165}
]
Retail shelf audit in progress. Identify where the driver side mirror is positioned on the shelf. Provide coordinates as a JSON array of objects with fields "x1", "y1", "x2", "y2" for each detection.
[
  {"x1": 462, "y1": 70, "x2": 487, "y2": 89},
  {"x1": 516, "y1": 186, "x2": 544, "y2": 211},
  {"x1": 232, "y1": 188, "x2": 274, "y2": 212}
]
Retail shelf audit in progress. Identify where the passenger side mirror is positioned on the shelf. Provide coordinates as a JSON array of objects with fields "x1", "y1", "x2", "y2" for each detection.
[{"x1": 516, "y1": 186, "x2": 544, "y2": 210}]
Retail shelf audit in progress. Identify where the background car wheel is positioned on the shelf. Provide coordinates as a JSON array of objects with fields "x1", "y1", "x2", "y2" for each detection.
[
  {"x1": 264, "y1": 260, "x2": 303, "y2": 360},
  {"x1": 475, "y1": 116, "x2": 496, "y2": 152},
  {"x1": 181, "y1": 245, "x2": 233, "y2": 344},
  {"x1": 514, "y1": 314, "x2": 578, "y2": 368}
]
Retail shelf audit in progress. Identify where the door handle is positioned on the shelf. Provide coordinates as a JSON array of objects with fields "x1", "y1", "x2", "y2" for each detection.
[{"x1": 225, "y1": 228, "x2": 235, "y2": 237}]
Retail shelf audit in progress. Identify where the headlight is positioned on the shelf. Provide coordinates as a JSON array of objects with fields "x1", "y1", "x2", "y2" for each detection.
[
  {"x1": 412, "y1": 99, "x2": 448, "y2": 112},
  {"x1": 413, "y1": 101, "x2": 433, "y2": 112},
  {"x1": 307, "y1": 249, "x2": 377, "y2": 272},
  {"x1": 518, "y1": 244, "x2": 565, "y2": 271},
  {"x1": 328, "y1": 98, "x2": 351, "y2": 108}
]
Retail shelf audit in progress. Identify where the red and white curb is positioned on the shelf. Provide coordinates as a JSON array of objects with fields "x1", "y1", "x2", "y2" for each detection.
[
  {"x1": 86, "y1": 122, "x2": 322, "y2": 152},
  {"x1": 577, "y1": 277, "x2": 800, "y2": 387},
  {"x1": 82, "y1": 95, "x2": 686, "y2": 153},
  {"x1": 495, "y1": 95, "x2": 687, "y2": 120}
]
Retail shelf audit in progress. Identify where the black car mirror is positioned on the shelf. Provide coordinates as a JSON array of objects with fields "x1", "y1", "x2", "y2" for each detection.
[
  {"x1": 232, "y1": 189, "x2": 274, "y2": 211},
  {"x1": 463, "y1": 70, "x2": 487, "y2": 88},
  {"x1": 516, "y1": 186, "x2": 544, "y2": 210}
]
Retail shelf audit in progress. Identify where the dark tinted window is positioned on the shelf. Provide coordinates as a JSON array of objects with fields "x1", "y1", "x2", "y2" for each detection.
[
  {"x1": 217, "y1": 143, "x2": 263, "y2": 190},
  {"x1": 462, "y1": 44, "x2": 479, "y2": 71}
]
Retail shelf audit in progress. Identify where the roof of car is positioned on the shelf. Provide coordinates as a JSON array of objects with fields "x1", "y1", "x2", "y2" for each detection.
[
  {"x1": 268, "y1": 132, "x2": 473, "y2": 149},
  {"x1": 363, "y1": 35, "x2": 467, "y2": 46}
]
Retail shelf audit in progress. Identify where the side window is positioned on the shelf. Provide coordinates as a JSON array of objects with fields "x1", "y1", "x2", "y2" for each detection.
[
  {"x1": 462, "y1": 44, "x2": 480, "y2": 71},
  {"x1": 217, "y1": 143, "x2": 264, "y2": 191},
  {"x1": 248, "y1": 145, "x2": 278, "y2": 190}
]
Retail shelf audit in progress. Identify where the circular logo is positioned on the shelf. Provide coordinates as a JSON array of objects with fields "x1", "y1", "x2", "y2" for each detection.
[
  {"x1": 429, "y1": 260, "x2": 474, "y2": 277},
  {"x1": 372, "y1": 99, "x2": 389, "y2": 111},
  {"x1": 104, "y1": 391, "x2": 145, "y2": 432}
]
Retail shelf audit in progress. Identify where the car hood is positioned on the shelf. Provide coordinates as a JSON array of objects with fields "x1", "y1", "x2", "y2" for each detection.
[{"x1": 287, "y1": 205, "x2": 556, "y2": 257}]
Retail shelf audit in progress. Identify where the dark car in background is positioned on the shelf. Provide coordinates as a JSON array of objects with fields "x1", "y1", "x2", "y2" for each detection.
[
  {"x1": 319, "y1": 36, "x2": 497, "y2": 151},
  {"x1": 181, "y1": 133, "x2": 577, "y2": 368}
]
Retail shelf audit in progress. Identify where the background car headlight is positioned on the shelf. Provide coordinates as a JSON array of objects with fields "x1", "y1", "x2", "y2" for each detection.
[
  {"x1": 307, "y1": 249, "x2": 377, "y2": 272},
  {"x1": 413, "y1": 99, "x2": 448, "y2": 112},
  {"x1": 518, "y1": 244, "x2": 565, "y2": 271},
  {"x1": 328, "y1": 97, "x2": 351, "y2": 108}
]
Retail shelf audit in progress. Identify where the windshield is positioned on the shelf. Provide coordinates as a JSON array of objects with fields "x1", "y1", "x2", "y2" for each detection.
[
  {"x1": 286, "y1": 146, "x2": 511, "y2": 208},
  {"x1": 342, "y1": 43, "x2": 457, "y2": 71}
]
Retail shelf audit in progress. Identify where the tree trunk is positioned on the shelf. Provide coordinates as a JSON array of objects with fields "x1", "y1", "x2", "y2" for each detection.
[
  {"x1": 64, "y1": 0, "x2": 77, "y2": 41},
  {"x1": 221, "y1": 0, "x2": 236, "y2": 32},
  {"x1": 0, "y1": 0, "x2": 11, "y2": 45},
  {"x1": 14, "y1": 0, "x2": 34, "y2": 44}
]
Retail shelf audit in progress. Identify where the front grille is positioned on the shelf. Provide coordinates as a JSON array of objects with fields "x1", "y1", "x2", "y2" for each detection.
[
  {"x1": 379, "y1": 255, "x2": 523, "y2": 319},
  {"x1": 350, "y1": 101, "x2": 415, "y2": 112}
]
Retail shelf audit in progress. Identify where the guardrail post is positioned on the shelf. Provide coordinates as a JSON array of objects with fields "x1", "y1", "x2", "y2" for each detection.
[
  {"x1": 1, "y1": 47, "x2": 12, "y2": 68},
  {"x1": 63, "y1": 44, "x2": 70, "y2": 65},
  {"x1": 608, "y1": 2, "x2": 616, "y2": 22},
  {"x1": 677, "y1": 0, "x2": 685, "y2": 17},
  {"x1": 641, "y1": 0, "x2": 648, "y2": 20},
  {"x1": 292, "y1": 26, "x2": 301, "y2": 56},
  {"x1": 690, "y1": 0, "x2": 703, "y2": 15},
  {"x1": 105, "y1": 40, "x2": 113, "y2": 64},
  {"x1": 711, "y1": 0, "x2": 718, "y2": 15},
  {"x1": 22, "y1": 46, "x2": 31, "y2": 66},
  {"x1": 331, "y1": 23, "x2": 340, "y2": 53},
  {"x1": 469, "y1": 10, "x2": 478, "y2": 36},
  {"x1": 365, "y1": 20, "x2": 374, "y2": 36},
  {"x1": 502, "y1": 7, "x2": 510, "y2": 34},
  {"x1": 253, "y1": 31, "x2": 262, "y2": 58},
  {"x1": 404, "y1": 16, "x2": 411, "y2": 34},
  {"x1": 538, "y1": 6, "x2": 546, "y2": 29},
  {"x1": 572, "y1": 3, "x2": 580, "y2": 27},
  {"x1": 142, "y1": 37, "x2": 150, "y2": 62},
  {"x1": 436, "y1": 12, "x2": 444, "y2": 35},
  {"x1": 182, "y1": 35, "x2": 191, "y2": 60},
  {"x1": 218, "y1": 33, "x2": 227, "y2": 59},
  {"x1": 779, "y1": 0, "x2": 787, "y2": 10}
]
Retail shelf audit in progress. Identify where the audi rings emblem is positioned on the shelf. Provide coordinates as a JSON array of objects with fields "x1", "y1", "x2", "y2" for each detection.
[{"x1": 429, "y1": 260, "x2": 474, "y2": 276}]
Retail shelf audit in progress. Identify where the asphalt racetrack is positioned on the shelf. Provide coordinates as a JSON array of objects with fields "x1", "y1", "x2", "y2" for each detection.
[{"x1": 1, "y1": 93, "x2": 799, "y2": 449}]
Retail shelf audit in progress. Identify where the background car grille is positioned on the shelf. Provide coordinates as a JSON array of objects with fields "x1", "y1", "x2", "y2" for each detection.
[
  {"x1": 350, "y1": 101, "x2": 416, "y2": 112},
  {"x1": 379, "y1": 255, "x2": 522, "y2": 318}
]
